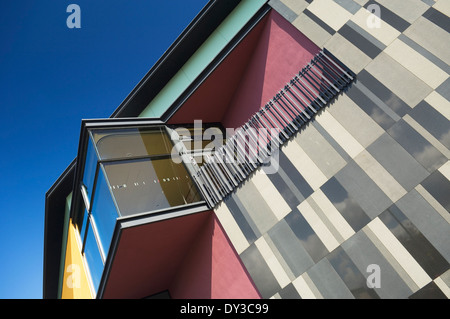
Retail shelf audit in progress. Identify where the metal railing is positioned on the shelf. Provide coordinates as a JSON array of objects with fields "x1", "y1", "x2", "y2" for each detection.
[{"x1": 189, "y1": 49, "x2": 356, "y2": 207}]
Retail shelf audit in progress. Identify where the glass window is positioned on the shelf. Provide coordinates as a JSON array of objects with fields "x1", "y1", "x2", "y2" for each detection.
[
  {"x1": 91, "y1": 127, "x2": 174, "y2": 160},
  {"x1": 84, "y1": 220, "x2": 104, "y2": 294},
  {"x1": 82, "y1": 135, "x2": 98, "y2": 204},
  {"x1": 90, "y1": 165, "x2": 119, "y2": 254},
  {"x1": 80, "y1": 207, "x2": 89, "y2": 237},
  {"x1": 103, "y1": 157, "x2": 202, "y2": 217}
]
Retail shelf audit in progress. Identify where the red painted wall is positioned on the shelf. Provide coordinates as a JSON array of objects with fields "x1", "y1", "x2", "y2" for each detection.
[
  {"x1": 168, "y1": 9, "x2": 320, "y2": 130},
  {"x1": 170, "y1": 213, "x2": 260, "y2": 299},
  {"x1": 222, "y1": 10, "x2": 319, "y2": 129}
]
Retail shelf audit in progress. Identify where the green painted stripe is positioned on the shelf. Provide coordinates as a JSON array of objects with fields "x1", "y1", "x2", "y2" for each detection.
[
  {"x1": 57, "y1": 192, "x2": 72, "y2": 299},
  {"x1": 139, "y1": 0, "x2": 267, "y2": 118}
]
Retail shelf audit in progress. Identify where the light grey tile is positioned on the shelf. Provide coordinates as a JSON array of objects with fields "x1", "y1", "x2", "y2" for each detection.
[
  {"x1": 311, "y1": 121, "x2": 352, "y2": 163},
  {"x1": 365, "y1": 52, "x2": 433, "y2": 108},
  {"x1": 294, "y1": 124, "x2": 347, "y2": 179},
  {"x1": 269, "y1": 0, "x2": 298, "y2": 23},
  {"x1": 324, "y1": 33, "x2": 371, "y2": 74},
  {"x1": 398, "y1": 34, "x2": 450, "y2": 75},
  {"x1": 387, "y1": 119, "x2": 448, "y2": 173},
  {"x1": 279, "y1": 0, "x2": 309, "y2": 15},
  {"x1": 335, "y1": 161, "x2": 392, "y2": 219},
  {"x1": 436, "y1": 77, "x2": 450, "y2": 102},
  {"x1": 334, "y1": 0, "x2": 361, "y2": 14},
  {"x1": 404, "y1": 16, "x2": 450, "y2": 66},
  {"x1": 376, "y1": 0, "x2": 429, "y2": 24},
  {"x1": 240, "y1": 244, "x2": 281, "y2": 298},
  {"x1": 367, "y1": 133, "x2": 430, "y2": 191},
  {"x1": 440, "y1": 269, "x2": 450, "y2": 288},
  {"x1": 327, "y1": 93, "x2": 384, "y2": 148},
  {"x1": 292, "y1": 13, "x2": 333, "y2": 47},
  {"x1": 235, "y1": 181, "x2": 279, "y2": 235},
  {"x1": 228, "y1": 193, "x2": 261, "y2": 241},
  {"x1": 346, "y1": 20, "x2": 386, "y2": 51},
  {"x1": 267, "y1": 219, "x2": 315, "y2": 277}
]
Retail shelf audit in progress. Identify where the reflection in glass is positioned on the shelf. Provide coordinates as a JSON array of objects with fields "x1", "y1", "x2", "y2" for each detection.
[
  {"x1": 285, "y1": 208, "x2": 328, "y2": 263},
  {"x1": 84, "y1": 221, "x2": 104, "y2": 293},
  {"x1": 327, "y1": 247, "x2": 379, "y2": 299},
  {"x1": 82, "y1": 136, "x2": 98, "y2": 203},
  {"x1": 321, "y1": 177, "x2": 370, "y2": 232},
  {"x1": 103, "y1": 158, "x2": 202, "y2": 217},
  {"x1": 90, "y1": 166, "x2": 119, "y2": 254},
  {"x1": 379, "y1": 208, "x2": 449, "y2": 279},
  {"x1": 91, "y1": 127, "x2": 173, "y2": 160}
]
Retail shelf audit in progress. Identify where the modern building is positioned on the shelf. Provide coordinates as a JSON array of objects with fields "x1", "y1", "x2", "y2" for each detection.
[{"x1": 44, "y1": 0, "x2": 450, "y2": 299}]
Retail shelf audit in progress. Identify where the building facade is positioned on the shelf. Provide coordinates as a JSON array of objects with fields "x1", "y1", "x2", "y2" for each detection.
[{"x1": 44, "y1": 0, "x2": 450, "y2": 299}]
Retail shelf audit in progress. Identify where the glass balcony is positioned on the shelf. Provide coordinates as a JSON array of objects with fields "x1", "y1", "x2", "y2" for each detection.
[{"x1": 77, "y1": 125, "x2": 204, "y2": 294}]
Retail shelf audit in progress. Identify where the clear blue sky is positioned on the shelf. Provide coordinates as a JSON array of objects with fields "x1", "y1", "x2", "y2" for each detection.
[{"x1": 0, "y1": 0, "x2": 209, "y2": 299}]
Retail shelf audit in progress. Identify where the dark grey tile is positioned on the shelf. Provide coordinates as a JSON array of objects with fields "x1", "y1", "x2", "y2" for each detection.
[
  {"x1": 420, "y1": 0, "x2": 435, "y2": 5},
  {"x1": 285, "y1": 208, "x2": 329, "y2": 263},
  {"x1": 357, "y1": 70, "x2": 410, "y2": 118},
  {"x1": 268, "y1": 219, "x2": 315, "y2": 277},
  {"x1": 367, "y1": 133, "x2": 430, "y2": 191},
  {"x1": 327, "y1": 247, "x2": 379, "y2": 299},
  {"x1": 306, "y1": 258, "x2": 354, "y2": 299},
  {"x1": 235, "y1": 181, "x2": 279, "y2": 234},
  {"x1": 436, "y1": 77, "x2": 450, "y2": 102},
  {"x1": 338, "y1": 24, "x2": 381, "y2": 59},
  {"x1": 334, "y1": 0, "x2": 361, "y2": 14},
  {"x1": 224, "y1": 195, "x2": 259, "y2": 244},
  {"x1": 421, "y1": 170, "x2": 450, "y2": 212},
  {"x1": 321, "y1": 177, "x2": 371, "y2": 232},
  {"x1": 346, "y1": 20, "x2": 386, "y2": 51},
  {"x1": 278, "y1": 283, "x2": 301, "y2": 299},
  {"x1": 240, "y1": 244, "x2": 281, "y2": 299},
  {"x1": 310, "y1": 120, "x2": 352, "y2": 163},
  {"x1": 396, "y1": 190, "x2": 450, "y2": 263},
  {"x1": 278, "y1": 150, "x2": 314, "y2": 199},
  {"x1": 345, "y1": 84, "x2": 397, "y2": 130},
  {"x1": 268, "y1": 0, "x2": 298, "y2": 23},
  {"x1": 379, "y1": 208, "x2": 449, "y2": 279},
  {"x1": 365, "y1": 1, "x2": 410, "y2": 32},
  {"x1": 303, "y1": 9, "x2": 336, "y2": 35},
  {"x1": 335, "y1": 161, "x2": 392, "y2": 219},
  {"x1": 387, "y1": 119, "x2": 447, "y2": 173},
  {"x1": 342, "y1": 230, "x2": 414, "y2": 299},
  {"x1": 266, "y1": 168, "x2": 302, "y2": 210},
  {"x1": 410, "y1": 100, "x2": 450, "y2": 149},
  {"x1": 398, "y1": 35, "x2": 450, "y2": 75},
  {"x1": 423, "y1": 7, "x2": 450, "y2": 33},
  {"x1": 409, "y1": 281, "x2": 448, "y2": 299}
]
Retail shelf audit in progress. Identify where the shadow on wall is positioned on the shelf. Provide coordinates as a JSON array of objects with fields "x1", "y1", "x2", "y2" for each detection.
[{"x1": 170, "y1": 213, "x2": 261, "y2": 299}]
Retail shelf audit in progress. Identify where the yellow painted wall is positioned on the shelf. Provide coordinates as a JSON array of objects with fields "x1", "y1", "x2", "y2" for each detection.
[{"x1": 61, "y1": 220, "x2": 94, "y2": 299}]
